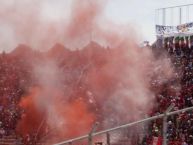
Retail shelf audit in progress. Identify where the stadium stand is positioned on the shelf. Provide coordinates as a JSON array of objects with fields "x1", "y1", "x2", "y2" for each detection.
[
  {"x1": 141, "y1": 35, "x2": 193, "y2": 145},
  {"x1": 0, "y1": 39, "x2": 192, "y2": 144}
]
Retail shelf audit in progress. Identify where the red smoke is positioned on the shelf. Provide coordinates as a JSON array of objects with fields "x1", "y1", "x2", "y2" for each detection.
[
  {"x1": 0, "y1": 0, "x2": 173, "y2": 144},
  {"x1": 13, "y1": 41, "x2": 162, "y2": 143},
  {"x1": 17, "y1": 86, "x2": 95, "y2": 142},
  {"x1": 16, "y1": 88, "x2": 44, "y2": 136}
]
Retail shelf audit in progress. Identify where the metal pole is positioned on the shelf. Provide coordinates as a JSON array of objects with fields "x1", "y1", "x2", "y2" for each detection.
[
  {"x1": 88, "y1": 133, "x2": 92, "y2": 145},
  {"x1": 88, "y1": 122, "x2": 99, "y2": 145},
  {"x1": 162, "y1": 115, "x2": 167, "y2": 145},
  {"x1": 171, "y1": 8, "x2": 174, "y2": 26},
  {"x1": 155, "y1": 9, "x2": 157, "y2": 25},
  {"x1": 187, "y1": 6, "x2": 189, "y2": 23},
  {"x1": 163, "y1": 8, "x2": 166, "y2": 25},
  {"x1": 54, "y1": 106, "x2": 193, "y2": 145},
  {"x1": 179, "y1": 7, "x2": 182, "y2": 24},
  {"x1": 157, "y1": 9, "x2": 160, "y2": 25},
  {"x1": 106, "y1": 132, "x2": 110, "y2": 145},
  {"x1": 162, "y1": 104, "x2": 175, "y2": 145}
]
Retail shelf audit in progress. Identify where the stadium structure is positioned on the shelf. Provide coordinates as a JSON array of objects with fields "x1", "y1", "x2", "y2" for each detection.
[
  {"x1": 155, "y1": 4, "x2": 193, "y2": 49},
  {"x1": 0, "y1": 3, "x2": 192, "y2": 145}
]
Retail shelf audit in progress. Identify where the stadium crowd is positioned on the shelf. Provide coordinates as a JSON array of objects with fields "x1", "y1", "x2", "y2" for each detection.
[
  {"x1": 0, "y1": 49, "x2": 33, "y2": 144},
  {"x1": 142, "y1": 36, "x2": 193, "y2": 145},
  {"x1": 0, "y1": 38, "x2": 192, "y2": 145}
]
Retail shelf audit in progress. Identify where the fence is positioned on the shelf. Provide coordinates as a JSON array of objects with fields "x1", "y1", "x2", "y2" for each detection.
[
  {"x1": 155, "y1": 4, "x2": 193, "y2": 26},
  {"x1": 54, "y1": 105, "x2": 193, "y2": 145}
]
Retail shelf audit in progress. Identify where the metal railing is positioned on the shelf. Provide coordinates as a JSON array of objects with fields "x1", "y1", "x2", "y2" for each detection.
[
  {"x1": 54, "y1": 106, "x2": 193, "y2": 145},
  {"x1": 156, "y1": 3, "x2": 193, "y2": 10},
  {"x1": 155, "y1": 3, "x2": 193, "y2": 25}
]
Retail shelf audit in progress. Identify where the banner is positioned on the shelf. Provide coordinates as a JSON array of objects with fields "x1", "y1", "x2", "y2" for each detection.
[
  {"x1": 156, "y1": 22, "x2": 193, "y2": 36},
  {"x1": 177, "y1": 22, "x2": 193, "y2": 33},
  {"x1": 156, "y1": 25, "x2": 177, "y2": 36}
]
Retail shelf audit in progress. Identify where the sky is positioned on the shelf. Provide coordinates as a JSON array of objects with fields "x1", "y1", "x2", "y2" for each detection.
[
  {"x1": 105, "y1": 0, "x2": 193, "y2": 43},
  {"x1": 1, "y1": 0, "x2": 193, "y2": 50},
  {"x1": 40, "y1": 0, "x2": 193, "y2": 43},
  {"x1": 40, "y1": 0, "x2": 193, "y2": 44}
]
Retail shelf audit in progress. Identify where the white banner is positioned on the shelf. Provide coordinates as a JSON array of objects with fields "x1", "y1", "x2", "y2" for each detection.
[
  {"x1": 156, "y1": 22, "x2": 193, "y2": 36},
  {"x1": 156, "y1": 25, "x2": 177, "y2": 36}
]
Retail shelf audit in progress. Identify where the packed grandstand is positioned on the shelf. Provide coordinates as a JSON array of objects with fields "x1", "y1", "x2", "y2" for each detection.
[
  {"x1": 0, "y1": 2, "x2": 193, "y2": 145},
  {"x1": 0, "y1": 35, "x2": 192, "y2": 145}
]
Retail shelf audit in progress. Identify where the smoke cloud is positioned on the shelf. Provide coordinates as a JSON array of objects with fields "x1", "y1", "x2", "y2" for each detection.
[{"x1": 1, "y1": 0, "x2": 174, "y2": 144}]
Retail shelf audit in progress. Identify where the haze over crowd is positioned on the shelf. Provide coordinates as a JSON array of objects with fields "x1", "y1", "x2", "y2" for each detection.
[{"x1": 1, "y1": 0, "x2": 193, "y2": 51}]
